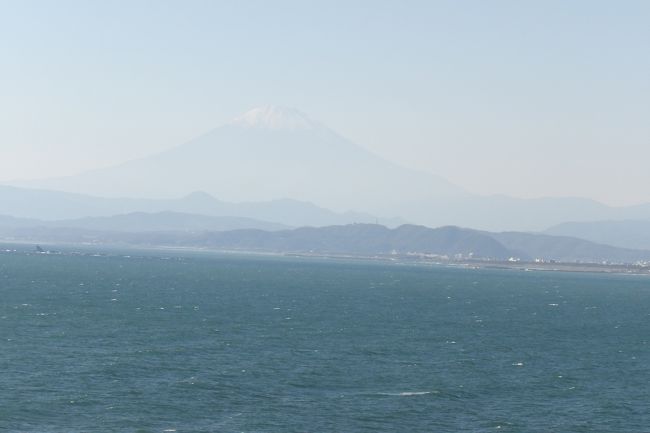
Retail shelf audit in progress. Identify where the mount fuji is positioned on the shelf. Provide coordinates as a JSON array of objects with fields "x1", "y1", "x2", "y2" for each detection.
[
  {"x1": 13, "y1": 106, "x2": 650, "y2": 231},
  {"x1": 16, "y1": 105, "x2": 464, "y2": 214}
]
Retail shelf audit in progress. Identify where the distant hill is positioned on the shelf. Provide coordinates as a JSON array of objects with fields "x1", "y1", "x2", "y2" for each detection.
[
  {"x1": 544, "y1": 220, "x2": 650, "y2": 250},
  {"x1": 195, "y1": 224, "x2": 514, "y2": 259},
  {"x1": 186, "y1": 225, "x2": 650, "y2": 263},
  {"x1": 0, "y1": 223, "x2": 511, "y2": 259},
  {"x1": 489, "y1": 231, "x2": 650, "y2": 264},
  {"x1": 0, "y1": 211, "x2": 288, "y2": 233},
  {"x1": 419, "y1": 195, "x2": 650, "y2": 233},
  {"x1": 13, "y1": 106, "x2": 462, "y2": 213},
  {"x1": 0, "y1": 215, "x2": 42, "y2": 228},
  {"x1": 54, "y1": 212, "x2": 289, "y2": 232},
  {"x1": 3, "y1": 222, "x2": 650, "y2": 264},
  {"x1": 11, "y1": 106, "x2": 650, "y2": 232},
  {"x1": 0, "y1": 185, "x2": 403, "y2": 228}
]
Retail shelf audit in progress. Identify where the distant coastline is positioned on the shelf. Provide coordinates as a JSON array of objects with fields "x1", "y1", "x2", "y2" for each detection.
[{"x1": 3, "y1": 239, "x2": 649, "y2": 277}]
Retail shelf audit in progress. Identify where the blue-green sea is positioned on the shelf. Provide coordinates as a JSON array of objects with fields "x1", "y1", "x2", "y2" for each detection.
[{"x1": 1, "y1": 245, "x2": 650, "y2": 432}]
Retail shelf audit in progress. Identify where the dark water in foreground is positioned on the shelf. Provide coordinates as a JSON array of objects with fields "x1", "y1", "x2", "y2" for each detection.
[{"x1": 1, "y1": 248, "x2": 650, "y2": 433}]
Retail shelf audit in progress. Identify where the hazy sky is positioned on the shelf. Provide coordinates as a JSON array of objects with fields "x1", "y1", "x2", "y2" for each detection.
[{"x1": 1, "y1": 0, "x2": 648, "y2": 205}]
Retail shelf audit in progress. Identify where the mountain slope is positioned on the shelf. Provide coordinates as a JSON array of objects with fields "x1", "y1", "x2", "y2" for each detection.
[
  {"x1": 192, "y1": 225, "x2": 650, "y2": 263},
  {"x1": 3, "y1": 221, "x2": 650, "y2": 264},
  {"x1": 489, "y1": 231, "x2": 650, "y2": 263},
  {"x1": 0, "y1": 223, "x2": 511, "y2": 259},
  {"x1": 545, "y1": 220, "x2": 650, "y2": 250},
  {"x1": 16, "y1": 106, "x2": 463, "y2": 211},
  {"x1": 192, "y1": 224, "x2": 512, "y2": 258},
  {"x1": 402, "y1": 195, "x2": 650, "y2": 233},
  {"x1": 12, "y1": 106, "x2": 650, "y2": 231},
  {"x1": 0, "y1": 215, "x2": 42, "y2": 228},
  {"x1": 0, "y1": 211, "x2": 288, "y2": 233},
  {"x1": 50, "y1": 212, "x2": 289, "y2": 232},
  {"x1": 0, "y1": 185, "x2": 402, "y2": 227}
]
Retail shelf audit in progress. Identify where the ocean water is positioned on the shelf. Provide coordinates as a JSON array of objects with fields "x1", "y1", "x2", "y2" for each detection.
[{"x1": 1, "y1": 247, "x2": 650, "y2": 433}]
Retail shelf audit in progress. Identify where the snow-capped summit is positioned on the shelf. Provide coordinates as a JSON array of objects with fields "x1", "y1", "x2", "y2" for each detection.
[
  {"x1": 230, "y1": 105, "x2": 319, "y2": 131},
  {"x1": 15, "y1": 104, "x2": 464, "y2": 224}
]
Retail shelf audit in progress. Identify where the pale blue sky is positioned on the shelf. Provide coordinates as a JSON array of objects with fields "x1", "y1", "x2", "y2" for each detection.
[{"x1": 1, "y1": 0, "x2": 648, "y2": 204}]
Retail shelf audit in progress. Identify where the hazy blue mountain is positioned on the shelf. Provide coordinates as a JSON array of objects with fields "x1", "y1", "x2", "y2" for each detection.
[
  {"x1": 177, "y1": 225, "x2": 650, "y2": 263},
  {"x1": 194, "y1": 224, "x2": 513, "y2": 259},
  {"x1": 11, "y1": 106, "x2": 650, "y2": 231},
  {"x1": 0, "y1": 185, "x2": 403, "y2": 227},
  {"x1": 3, "y1": 221, "x2": 650, "y2": 264},
  {"x1": 15, "y1": 106, "x2": 463, "y2": 213},
  {"x1": 489, "y1": 231, "x2": 650, "y2": 264},
  {"x1": 0, "y1": 211, "x2": 288, "y2": 233},
  {"x1": 0, "y1": 223, "x2": 510, "y2": 259},
  {"x1": 52, "y1": 212, "x2": 289, "y2": 232},
  {"x1": 393, "y1": 194, "x2": 650, "y2": 233},
  {"x1": 0, "y1": 215, "x2": 42, "y2": 228},
  {"x1": 545, "y1": 220, "x2": 650, "y2": 250}
]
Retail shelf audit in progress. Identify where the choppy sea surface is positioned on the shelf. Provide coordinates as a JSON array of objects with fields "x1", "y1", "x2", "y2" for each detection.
[{"x1": 1, "y1": 245, "x2": 650, "y2": 433}]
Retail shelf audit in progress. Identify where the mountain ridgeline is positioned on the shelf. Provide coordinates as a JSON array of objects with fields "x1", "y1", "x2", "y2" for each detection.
[
  {"x1": 3, "y1": 215, "x2": 650, "y2": 264},
  {"x1": 0, "y1": 211, "x2": 289, "y2": 233},
  {"x1": 545, "y1": 219, "x2": 650, "y2": 251},
  {"x1": 13, "y1": 106, "x2": 650, "y2": 232},
  {"x1": 0, "y1": 185, "x2": 403, "y2": 227},
  {"x1": 14, "y1": 106, "x2": 461, "y2": 220}
]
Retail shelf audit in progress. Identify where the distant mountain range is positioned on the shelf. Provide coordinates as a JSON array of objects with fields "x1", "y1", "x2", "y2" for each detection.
[
  {"x1": 195, "y1": 224, "x2": 513, "y2": 259},
  {"x1": 2, "y1": 218, "x2": 649, "y2": 264},
  {"x1": 0, "y1": 185, "x2": 403, "y2": 228},
  {"x1": 489, "y1": 231, "x2": 650, "y2": 264},
  {"x1": 13, "y1": 106, "x2": 461, "y2": 217},
  {"x1": 0, "y1": 211, "x2": 289, "y2": 233},
  {"x1": 422, "y1": 195, "x2": 650, "y2": 233},
  {"x1": 545, "y1": 219, "x2": 650, "y2": 251},
  {"x1": 13, "y1": 105, "x2": 650, "y2": 232}
]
